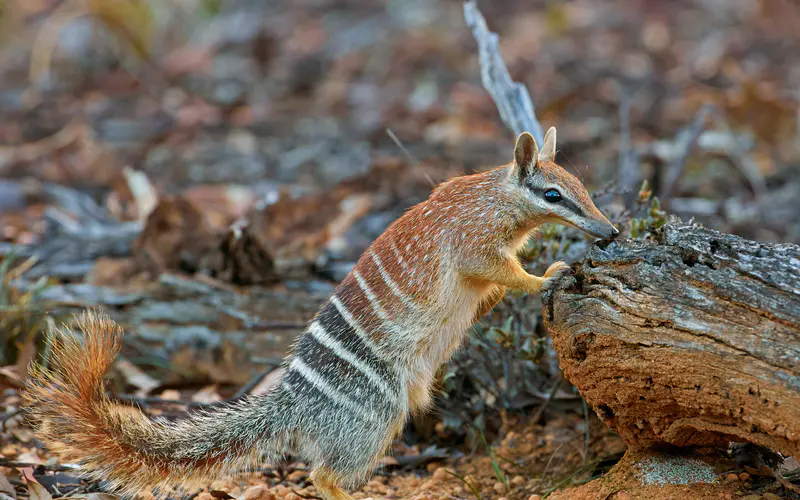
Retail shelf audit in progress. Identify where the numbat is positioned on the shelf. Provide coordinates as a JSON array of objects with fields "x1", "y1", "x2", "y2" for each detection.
[{"x1": 25, "y1": 129, "x2": 617, "y2": 500}]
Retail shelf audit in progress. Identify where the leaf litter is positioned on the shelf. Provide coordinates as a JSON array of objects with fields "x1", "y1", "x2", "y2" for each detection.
[{"x1": 1, "y1": 0, "x2": 800, "y2": 499}]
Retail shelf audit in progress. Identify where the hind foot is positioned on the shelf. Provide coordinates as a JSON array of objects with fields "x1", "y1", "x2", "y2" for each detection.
[{"x1": 310, "y1": 466, "x2": 354, "y2": 500}]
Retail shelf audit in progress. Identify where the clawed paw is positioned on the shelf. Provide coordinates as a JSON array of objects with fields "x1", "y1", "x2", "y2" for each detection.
[{"x1": 544, "y1": 260, "x2": 571, "y2": 279}]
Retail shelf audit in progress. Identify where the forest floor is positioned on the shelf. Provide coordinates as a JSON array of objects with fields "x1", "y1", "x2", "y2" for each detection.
[
  {"x1": 1, "y1": 0, "x2": 799, "y2": 499},
  {"x1": 1, "y1": 396, "x2": 627, "y2": 500}
]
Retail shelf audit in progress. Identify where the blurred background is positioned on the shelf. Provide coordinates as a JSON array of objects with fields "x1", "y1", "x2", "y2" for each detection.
[{"x1": 0, "y1": 0, "x2": 799, "y2": 499}]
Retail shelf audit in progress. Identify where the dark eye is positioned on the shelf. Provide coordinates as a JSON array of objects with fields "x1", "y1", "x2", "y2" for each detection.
[{"x1": 544, "y1": 189, "x2": 562, "y2": 203}]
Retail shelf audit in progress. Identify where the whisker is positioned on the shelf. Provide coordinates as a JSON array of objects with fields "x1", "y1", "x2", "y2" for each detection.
[
  {"x1": 561, "y1": 152, "x2": 585, "y2": 183},
  {"x1": 386, "y1": 128, "x2": 436, "y2": 188}
]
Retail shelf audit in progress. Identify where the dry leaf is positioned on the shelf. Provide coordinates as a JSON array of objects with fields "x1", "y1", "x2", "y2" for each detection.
[
  {"x1": 0, "y1": 366, "x2": 22, "y2": 387},
  {"x1": 115, "y1": 358, "x2": 159, "y2": 395},
  {"x1": 0, "y1": 444, "x2": 19, "y2": 458},
  {"x1": 86, "y1": 257, "x2": 138, "y2": 287},
  {"x1": 191, "y1": 384, "x2": 222, "y2": 404},
  {"x1": 182, "y1": 184, "x2": 256, "y2": 229},
  {"x1": 86, "y1": 0, "x2": 154, "y2": 61},
  {"x1": 132, "y1": 195, "x2": 221, "y2": 277},
  {"x1": 21, "y1": 471, "x2": 52, "y2": 500},
  {"x1": 9, "y1": 427, "x2": 34, "y2": 443},
  {"x1": 780, "y1": 457, "x2": 800, "y2": 475},
  {"x1": 13, "y1": 338, "x2": 38, "y2": 384},
  {"x1": 122, "y1": 167, "x2": 158, "y2": 221},
  {"x1": 15, "y1": 451, "x2": 43, "y2": 465},
  {"x1": 743, "y1": 465, "x2": 774, "y2": 477},
  {"x1": 162, "y1": 46, "x2": 214, "y2": 77},
  {"x1": 251, "y1": 367, "x2": 285, "y2": 396},
  {"x1": 158, "y1": 389, "x2": 181, "y2": 401},
  {"x1": 29, "y1": 0, "x2": 153, "y2": 86}
]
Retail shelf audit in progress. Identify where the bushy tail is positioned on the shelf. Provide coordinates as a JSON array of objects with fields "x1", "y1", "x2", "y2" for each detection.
[{"x1": 24, "y1": 311, "x2": 283, "y2": 497}]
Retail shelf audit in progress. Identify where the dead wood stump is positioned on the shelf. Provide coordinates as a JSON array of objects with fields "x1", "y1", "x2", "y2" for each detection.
[{"x1": 542, "y1": 222, "x2": 800, "y2": 457}]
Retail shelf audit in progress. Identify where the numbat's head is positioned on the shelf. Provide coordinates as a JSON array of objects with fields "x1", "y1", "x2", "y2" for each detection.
[{"x1": 511, "y1": 127, "x2": 617, "y2": 239}]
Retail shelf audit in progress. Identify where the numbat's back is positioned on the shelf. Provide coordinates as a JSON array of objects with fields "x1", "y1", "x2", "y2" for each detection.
[{"x1": 25, "y1": 128, "x2": 617, "y2": 500}]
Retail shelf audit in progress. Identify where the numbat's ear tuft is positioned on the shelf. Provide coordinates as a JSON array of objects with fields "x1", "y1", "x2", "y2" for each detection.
[
  {"x1": 514, "y1": 132, "x2": 539, "y2": 180},
  {"x1": 539, "y1": 127, "x2": 557, "y2": 162}
]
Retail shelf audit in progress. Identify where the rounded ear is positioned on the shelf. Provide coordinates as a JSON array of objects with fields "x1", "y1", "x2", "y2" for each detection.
[
  {"x1": 514, "y1": 132, "x2": 538, "y2": 175},
  {"x1": 539, "y1": 126, "x2": 557, "y2": 162}
]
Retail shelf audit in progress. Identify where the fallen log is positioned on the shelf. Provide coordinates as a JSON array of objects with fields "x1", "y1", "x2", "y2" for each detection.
[
  {"x1": 543, "y1": 221, "x2": 800, "y2": 458},
  {"x1": 12, "y1": 273, "x2": 324, "y2": 385}
]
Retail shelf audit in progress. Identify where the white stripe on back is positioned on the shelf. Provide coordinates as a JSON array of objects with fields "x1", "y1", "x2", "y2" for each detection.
[
  {"x1": 353, "y1": 270, "x2": 396, "y2": 326},
  {"x1": 308, "y1": 320, "x2": 396, "y2": 400},
  {"x1": 330, "y1": 295, "x2": 386, "y2": 360},
  {"x1": 368, "y1": 247, "x2": 416, "y2": 309},
  {"x1": 389, "y1": 239, "x2": 413, "y2": 275},
  {"x1": 289, "y1": 356, "x2": 373, "y2": 422}
]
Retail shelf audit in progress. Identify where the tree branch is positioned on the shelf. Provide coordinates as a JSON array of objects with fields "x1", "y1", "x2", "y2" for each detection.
[{"x1": 463, "y1": 0, "x2": 544, "y2": 144}]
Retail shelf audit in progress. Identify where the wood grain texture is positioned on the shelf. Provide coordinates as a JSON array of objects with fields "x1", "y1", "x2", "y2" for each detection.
[{"x1": 543, "y1": 222, "x2": 800, "y2": 456}]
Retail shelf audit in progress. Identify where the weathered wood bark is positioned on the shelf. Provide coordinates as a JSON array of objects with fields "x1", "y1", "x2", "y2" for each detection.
[
  {"x1": 543, "y1": 222, "x2": 800, "y2": 457},
  {"x1": 14, "y1": 274, "x2": 324, "y2": 385}
]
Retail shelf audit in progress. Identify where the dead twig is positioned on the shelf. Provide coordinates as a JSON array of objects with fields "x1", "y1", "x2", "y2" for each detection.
[
  {"x1": 617, "y1": 91, "x2": 641, "y2": 207},
  {"x1": 228, "y1": 368, "x2": 276, "y2": 401},
  {"x1": 531, "y1": 378, "x2": 563, "y2": 424},
  {"x1": 582, "y1": 398, "x2": 591, "y2": 464},
  {"x1": 0, "y1": 458, "x2": 80, "y2": 472},
  {"x1": 0, "y1": 181, "x2": 143, "y2": 280},
  {"x1": 659, "y1": 104, "x2": 713, "y2": 203},
  {"x1": 650, "y1": 104, "x2": 766, "y2": 205},
  {"x1": 0, "y1": 118, "x2": 88, "y2": 168},
  {"x1": 707, "y1": 110, "x2": 767, "y2": 199},
  {"x1": 464, "y1": 0, "x2": 544, "y2": 144}
]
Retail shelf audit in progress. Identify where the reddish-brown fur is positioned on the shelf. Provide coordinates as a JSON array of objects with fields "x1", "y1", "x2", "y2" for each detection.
[{"x1": 24, "y1": 312, "x2": 256, "y2": 495}]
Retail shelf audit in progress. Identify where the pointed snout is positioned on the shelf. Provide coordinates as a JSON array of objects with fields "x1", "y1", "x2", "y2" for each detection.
[
  {"x1": 557, "y1": 216, "x2": 618, "y2": 240},
  {"x1": 585, "y1": 221, "x2": 619, "y2": 240},
  {"x1": 572, "y1": 213, "x2": 618, "y2": 240},
  {"x1": 537, "y1": 177, "x2": 619, "y2": 240}
]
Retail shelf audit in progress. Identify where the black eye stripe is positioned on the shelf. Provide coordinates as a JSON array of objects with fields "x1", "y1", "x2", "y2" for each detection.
[
  {"x1": 561, "y1": 199, "x2": 587, "y2": 218},
  {"x1": 528, "y1": 187, "x2": 587, "y2": 218}
]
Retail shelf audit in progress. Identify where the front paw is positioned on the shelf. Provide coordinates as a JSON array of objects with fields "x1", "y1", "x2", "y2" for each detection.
[
  {"x1": 544, "y1": 260, "x2": 570, "y2": 279},
  {"x1": 542, "y1": 261, "x2": 571, "y2": 289}
]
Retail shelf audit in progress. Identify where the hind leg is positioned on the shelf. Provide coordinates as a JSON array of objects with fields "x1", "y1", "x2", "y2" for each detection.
[
  {"x1": 311, "y1": 416, "x2": 405, "y2": 500},
  {"x1": 310, "y1": 466, "x2": 354, "y2": 500}
]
